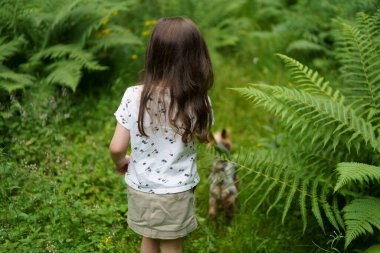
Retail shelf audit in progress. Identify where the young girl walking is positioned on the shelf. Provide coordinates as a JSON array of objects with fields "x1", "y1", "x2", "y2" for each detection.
[{"x1": 109, "y1": 17, "x2": 214, "y2": 253}]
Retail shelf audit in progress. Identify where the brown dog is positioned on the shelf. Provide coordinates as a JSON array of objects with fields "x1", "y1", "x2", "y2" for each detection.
[{"x1": 208, "y1": 129, "x2": 238, "y2": 219}]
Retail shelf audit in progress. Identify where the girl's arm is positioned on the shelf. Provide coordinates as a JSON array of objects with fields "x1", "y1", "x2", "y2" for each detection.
[{"x1": 109, "y1": 123, "x2": 130, "y2": 174}]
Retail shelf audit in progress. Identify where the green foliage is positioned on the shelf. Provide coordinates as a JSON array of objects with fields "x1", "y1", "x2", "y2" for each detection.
[
  {"x1": 0, "y1": 36, "x2": 25, "y2": 62},
  {"x1": 335, "y1": 12, "x2": 380, "y2": 120},
  {"x1": 343, "y1": 197, "x2": 380, "y2": 248},
  {"x1": 0, "y1": 0, "x2": 141, "y2": 93},
  {"x1": 335, "y1": 162, "x2": 380, "y2": 192},
  {"x1": 234, "y1": 11, "x2": 380, "y2": 251}
]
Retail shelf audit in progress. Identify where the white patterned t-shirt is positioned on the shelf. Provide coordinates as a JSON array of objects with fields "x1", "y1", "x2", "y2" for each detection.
[{"x1": 114, "y1": 85, "x2": 210, "y2": 194}]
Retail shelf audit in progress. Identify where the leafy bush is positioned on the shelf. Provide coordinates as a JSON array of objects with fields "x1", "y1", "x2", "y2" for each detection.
[{"x1": 0, "y1": 0, "x2": 140, "y2": 93}]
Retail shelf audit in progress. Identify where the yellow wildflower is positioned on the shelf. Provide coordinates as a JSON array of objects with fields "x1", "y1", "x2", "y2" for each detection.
[
  {"x1": 142, "y1": 30, "x2": 151, "y2": 36},
  {"x1": 131, "y1": 54, "x2": 138, "y2": 60},
  {"x1": 111, "y1": 11, "x2": 118, "y2": 16},
  {"x1": 144, "y1": 20, "x2": 157, "y2": 26},
  {"x1": 102, "y1": 17, "x2": 110, "y2": 26}
]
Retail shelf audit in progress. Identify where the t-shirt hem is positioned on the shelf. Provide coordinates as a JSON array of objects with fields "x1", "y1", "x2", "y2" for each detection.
[{"x1": 125, "y1": 178, "x2": 199, "y2": 194}]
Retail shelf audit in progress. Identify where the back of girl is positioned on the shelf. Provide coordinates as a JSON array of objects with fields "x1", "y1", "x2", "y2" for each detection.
[{"x1": 109, "y1": 17, "x2": 214, "y2": 253}]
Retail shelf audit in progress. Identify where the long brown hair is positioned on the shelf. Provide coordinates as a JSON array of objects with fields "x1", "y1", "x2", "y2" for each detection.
[{"x1": 138, "y1": 17, "x2": 213, "y2": 143}]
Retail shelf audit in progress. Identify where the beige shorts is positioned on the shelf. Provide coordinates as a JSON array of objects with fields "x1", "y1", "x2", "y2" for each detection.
[{"x1": 127, "y1": 186, "x2": 197, "y2": 239}]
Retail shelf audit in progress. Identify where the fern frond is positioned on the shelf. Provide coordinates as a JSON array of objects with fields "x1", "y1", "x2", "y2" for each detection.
[
  {"x1": 0, "y1": 70, "x2": 35, "y2": 92},
  {"x1": 343, "y1": 197, "x2": 380, "y2": 248},
  {"x1": 45, "y1": 61, "x2": 82, "y2": 91},
  {"x1": 0, "y1": 36, "x2": 25, "y2": 63},
  {"x1": 335, "y1": 15, "x2": 380, "y2": 118},
  {"x1": 334, "y1": 162, "x2": 380, "y2": 192},
  {"x1": 42, "y1": 0, "x2": 133, "y2": 47},
  {"x1": 31, "y1": 44, "x2": 107, "y2": 71},
  {"x1": 277, "y1": 54, "x2": 345, "y2": 103},
  {"x1": 235, "y1": 85, "x2": 380, "y2": 152},
  {"x1": 286, "y1": 40, "x2": 327, "y2": 54},
  {"x1": 49, "y1": 0, "x2": 83, "y2": 31},
  {"x1": 207, "y1": 146, "x2": 342, "y2": 232}
]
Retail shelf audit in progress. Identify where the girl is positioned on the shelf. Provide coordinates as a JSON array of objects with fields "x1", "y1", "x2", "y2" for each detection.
[{"x1": 109, "y1": 17, "x2": 214, "y2": 253}]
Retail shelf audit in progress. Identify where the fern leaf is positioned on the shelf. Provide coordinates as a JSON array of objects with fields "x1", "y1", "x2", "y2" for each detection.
[
  {"x1": 311, "y1": 177, "x2": 325, "y2": 233},
  {"x1": 277, "y1": 54, "x2": 345, "y2": 103},
  {"x1": 41, "y1": 0, "x2": 134, "y2": 47},
  {"x1": 208, "y1": 146, "x2": 340, "y2": 232},
  {"x1": 266, "y1": 172, "x2": 289, "y2": 216},
  {"x1": 0, "y1": 36, "x2": 25, "y2": 63},
  {"x1": 235, "y1": 85, "x2": 380, "y2": 153},
  {"x1": 343, "y1": 197, "x2": 380, "y2": 248},
  {"x1": 321, "y1": 184, "x2": 340, "y2": 232},
  {"x1": 286, "y1": 39, "x2": 326, "y2": 54},
  {"x1": 244, "y1": 176, "x2": 269, "y2": 207},
  {"x1": 299, "y1": 180, "x2": 308, "y2": 234},
  {"x1": 335, "y1": 15, "x2": 380, "y2": 118},
  {"x1": 334, "y1": 162, "x2": 380, "y2": 192},
  {"x1": 45, "y1": 61, "x2": 82, "y2": 91},
  {"x1": 252, "y1": 180, "x2": 277, "y2": 214},
  {"x1": 0, "y1": 71, "x2": 35, "y2": 92},
  {"x1": 281, "y1": 177, "x2": 299, "y2": 224},
  {"x1": 31, "y1": 44, "x2": 107, "y2": 71},
  {"x1": 49, "y1": 0, "x2": 83, "y2": 31}
]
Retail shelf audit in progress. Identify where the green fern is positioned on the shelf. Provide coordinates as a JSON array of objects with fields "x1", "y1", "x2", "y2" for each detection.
[
  {"x1": 343, "y1": 197, "x2": 380, "y2": 248},
  {"x1": 236, "y1": 84, "x2": 379, "y2": 153},
  {"x1": 0, "y1": 71, "x2": 35, "y2": 92},
  {"x1": 0, "y1": 36, "x2": 25, "y2": 63},
  {"x1": 0, "y1": 0, "x2": 140, "y2": 93},
  {"x1": 208, "y1": 146, "x2": 342, "y2": 234},
  {"x1": 276, "y1": 54, "x2": 345, "y2": 103},
  {"x1": 286, "y1": 40, "x2": 327, "y2": 54},
  {"x1": 335, "y1": 13, "x2": 380, "y2": 121},
  {"x1": 233, "y1": 11, "x2": 380, "y2": 249},
  {"x1": 334, "y1": 162, "x2": 380, "y2": 192},
  {"x1": 31, "y1": 44, "x2": 106, "y2": 71},
  {"x1": 45, "y1": 61, "x2": 82, "y2": 92}
]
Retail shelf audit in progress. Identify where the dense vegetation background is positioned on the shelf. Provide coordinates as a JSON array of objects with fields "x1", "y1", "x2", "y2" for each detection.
[{"x1": 1, "y1": 0, "x2": 380, "y2": 252}]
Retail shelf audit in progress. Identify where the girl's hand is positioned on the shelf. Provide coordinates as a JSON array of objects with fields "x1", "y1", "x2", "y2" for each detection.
[{"x1": 116, "y1": 156, "x2": 130, "y2": 175}]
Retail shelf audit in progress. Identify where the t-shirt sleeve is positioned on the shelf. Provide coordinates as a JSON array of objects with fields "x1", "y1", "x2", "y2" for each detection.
[{"x1": 114, "y1": 89, "x2": 131, "y2": 129}]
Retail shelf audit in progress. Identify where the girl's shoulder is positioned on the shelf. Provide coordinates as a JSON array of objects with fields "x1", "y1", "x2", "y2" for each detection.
[
  {"x1": 121, "y1": 85, "x2": 143, "y2": 100},
  {"x1": 125, "y1": 84, "x2": 143, "y2": 94}
]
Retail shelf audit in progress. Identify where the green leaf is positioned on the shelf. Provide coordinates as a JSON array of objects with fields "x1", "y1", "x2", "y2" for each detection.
[
  {"x1": 0, "y1": 36, "x2": 26, "y2": 63},
  {"x1": 0, "y1": 71, "x2": 35, "y2": 93},
  {"x1": 343, "y1": 197, "x2": 380, "y2": 248},
  {"x1": 334, "y1": 162, "x2": 380, "y2": 192},
  {"x1": 45, "y1": 61, "x2": 82, "y2": 91}
]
